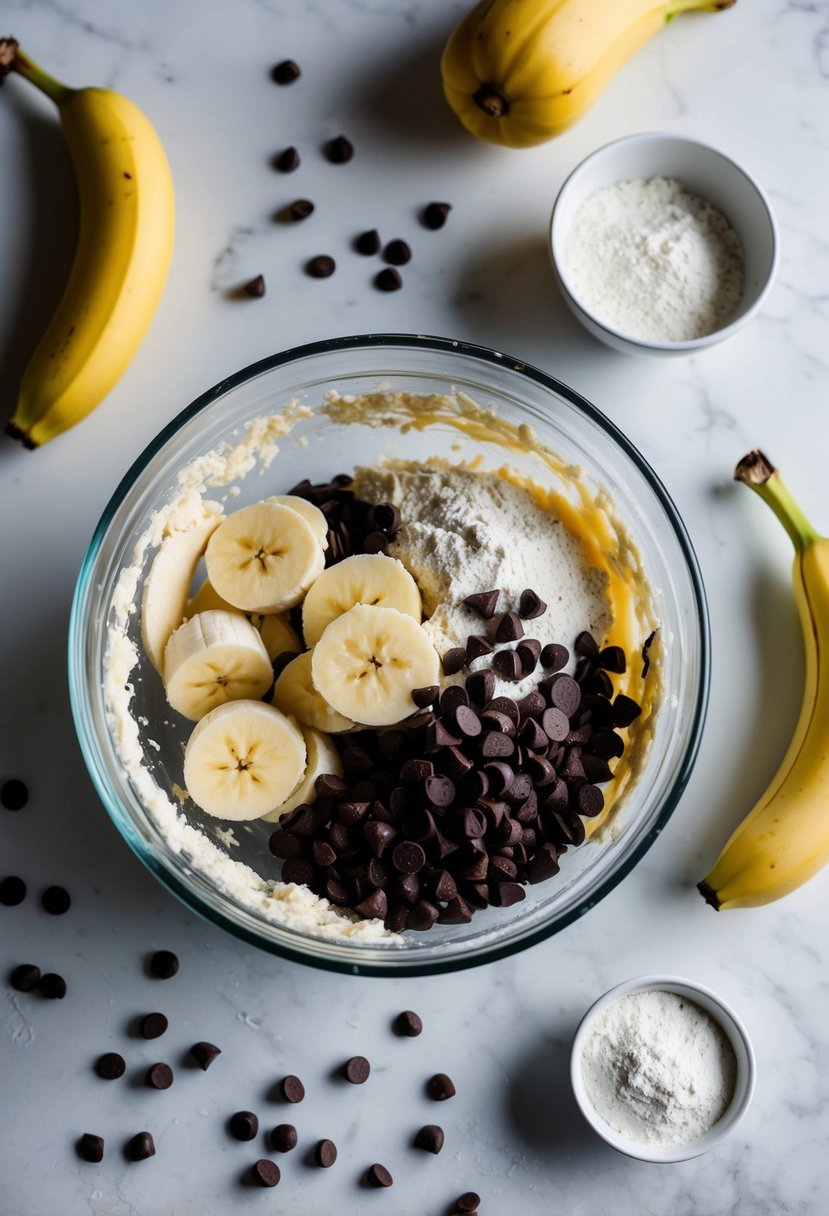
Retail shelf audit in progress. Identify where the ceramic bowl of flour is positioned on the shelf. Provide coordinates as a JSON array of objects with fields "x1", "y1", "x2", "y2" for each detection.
[
  {"x1": 571, "y1": 974, "x2": 756, "y2": 1162},
  {"x1": 550, "y1": 132, "x2": 779, "y2": 357}
]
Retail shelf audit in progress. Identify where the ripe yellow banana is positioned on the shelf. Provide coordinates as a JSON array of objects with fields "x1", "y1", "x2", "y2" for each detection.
[
  {"x1": 0, "y1": 38, "x2": 174, "y2": 447},
  {"x1": 699, "y1": 452, "x2": 829, "y2": 910},
  {"x1": 441, "y1": 0, "x2": 736, "y2": 148}
]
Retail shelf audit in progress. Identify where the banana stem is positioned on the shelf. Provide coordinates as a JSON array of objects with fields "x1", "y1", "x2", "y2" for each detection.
[
  {"x1": 735, "y1": 449, "x2": 820, "y2": 552},
  {"x1": 0, "y1": 40, "x2": 70, "y2": 103}
]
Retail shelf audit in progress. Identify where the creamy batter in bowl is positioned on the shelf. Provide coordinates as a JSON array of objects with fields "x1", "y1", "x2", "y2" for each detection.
[{"x1": 69, "y1": 335, "x2": 709, "y2": 975}]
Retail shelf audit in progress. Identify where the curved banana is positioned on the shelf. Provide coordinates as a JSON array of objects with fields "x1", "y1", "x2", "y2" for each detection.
[
  {"x1": 699, "y1": 451, "x2": 829, "y2": 910},
  {"x1": 1, "y1": 39, "x2": 174, "y2": 447}
]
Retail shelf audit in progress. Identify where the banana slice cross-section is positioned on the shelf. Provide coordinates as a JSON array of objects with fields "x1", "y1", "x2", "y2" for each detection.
[
  {"x1": 272, "y1": 650, "x2": 355, "y2": 734},
  {"x1": 265, "y1": 495, "x2": 329, "y2": 547},
  {"x1": 302, "y1": 552, "x2": 422, "y2": 647},
  {"x1": 184, "y1": 700, "x2": 306, "y2": 821},
  {"x1": 312, "y1": 604, "x2": 440, "y2": 727},
  {"x1": 261, "y1": 726, "x2": 343, "y2": 824},
  {"x1": 141, "y1": 518, "x2": 221, "y2": 671},
  {"x1": 205, "y1": 502, "x2": 325, "y2": 614},
  {"x1": 164, "y1": 609, "x2": 274, "y2": 721}
]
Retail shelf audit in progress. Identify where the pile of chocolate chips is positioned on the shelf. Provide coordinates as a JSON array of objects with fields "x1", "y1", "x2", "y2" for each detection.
[{"x1": 283, "y1": 475, "x2": 401, "y2": 567}]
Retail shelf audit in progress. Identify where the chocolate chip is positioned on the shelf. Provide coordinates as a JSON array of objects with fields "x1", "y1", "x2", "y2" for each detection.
[
  {"x1": 574, "y1": 631, "x2": 599, "y2": 657},
  {"x1": 271, "y1": 1123, "x2": 297, "y2": 1152},
  {"x1": 414, "y1": 1123, "x2": 444, "y2": 1153},
  {"x1": 343, "y1": 1055, "x2": 371, "y2": 1084},
  {"x1": 281, "y1": 1075, "x2": 305, "y2": 1104},
  {"x1": 581, "y1": 754, "x2": 613, "y2": 783},
  {"x1": 587, "y1": 729, "x2": 625, "y2": 760},
  {"x1": 479, "y1": 728, "x2": 515, "y2": 760},
  {"x1": 230, "y1": 1111, "x2": 259, "y2": 1141},
  {"x1": 526, "y1": 843, "x2": 560, "y2": 883},
  {"x1": 480, "y1": 709, "x2": 515, "y2": 736},
  {"x1": 242, "y1": 274, "x2": 265, "y2": 298},
  {"x1": 316, "y1": 773, "x2": 349, "y2": 798},
  {"x1": 427, "y1": 1073, "x2": 456, "y2": 1101},
  {"x1": 518, "y1": 588, "x2": 547, "y2": 619},
  {"x1": 189, "y1": 1041, "x2": 221, "y2": 1070},
  {"x1": 146, "y1": 1062, "x2": 173, "y2": 1090},
  {"x1": 394, "y1": 1010, "x2": 422, "y2": 1036},
  {"x1": 140, "y1": 1012, "x2": 168, "y2": 1040},
  {"x1": 0, "y1": 876, "x2": 26, "y2": 906},
  {"x1": 455, "y1": 1192, "x2": 482, "y2": 1213},
  {"x1": 95, "y1": 1052, "x2": 125, "y2": 1080},
  {"x1": 312, "y1": 839, "x2": 337, "y2": 868},
  {"x1": 490, "y1": 881, "x2": 526, "y2": 907},
  {"x1": 516, "y1": 638, "x2": 541, "y2": 675},
  {"x1": 547, "y1": 674, "x2": 581, "y2": 718},
  {"x1": 375, "y1": 267, "x2": 402, "y2": 292},
  {"x1": 518, "y1": 718, "x2": 548, "y2": 752},
  {"x1": 577, "y1": 784, "x2": 605, "y2": 818},
  {"x1": 466, "y1": 669, "x2": 495, "y2": 704},
  {"x1": 409, "y1": 898, "x2": 439, "y2": 930},
  {"x1": 288, "y1": 198, "x2": 314, "y2": 221},
  {"x1": 383, "y1": 239, "x2": 411, "y2": 265},
  {"x1": 41, "y1": 885, "x2": 70, "y2": 915},
  {"x1": 78, "y1": 1133, "x2": 104, "y2": 1163},
  {"x1": 422, "y1": 202, "x2": 452, "y2": 229},
  {"x1": 466, "y1": 635, "x2": 492, "y2": 664},
  {"x1": 306, "y1": 254, "x2": 336, "y2": 278},
  {"x1": 39, "y1": 972, "x2": 66, "y2": 999},
  {"x1": 282, "y1": 856, "x2": 315, "y2": 886},
  {"x1": 495, "y1": 611, "x2": 524, "y2": 643},
  {"x1": 589, "y1": 668, "x2": 614, "y2": 698},
  {"x1": 487, "y1": 696, "x2": 520, "y2": 725},
  {"x1": 442, "y1": 647, "x2": 466, "y2": 675},
  {"x1": 484, "y1": 762, "x2": 515, "y2": 795},
  {"x1": 269, "y1": 829, "x2": 303, "y2": 858},
  {"x1": 315, "y1": 1138, "x2": 337, "y2": 1167},
  {"x1": 366, "y1": 1163, "x2": 393, "y2": 1187},
  {"x1": 148, "y1": 950, "x2": 179, "y2": 980},
  {"x1": 463, "y1": 589, "x2": 500, "y2": 618},
  {"x1": 1, "y1": 779, "x2": 28, "y2": 810},
  {"x1": 642, "y1": 629, "x2": 657, "y2": 678},
  {"x1": 612, "y1": 694, "x2": 642, "y2": 727},
  {"x1": 355, "y1": 228, "x2": 381, "y2": 254},
  {"x1": 274, "y1": 146, "x2": 300, "y2": 172},
  {"x1": 253, "y1": 1159, "x2": 281, "y2": 1187},
  {"x1": 10, "y1": 963, "x2": 40, "y2": 992},
  {"x1": 362, "y1": 530, "x2": 388, "y2": 554},
  {"x1": 453, "y1": 705, "x2": 482, "y2": 738},
  {"x1": 597, "y1": 645, "x2": 626, "y2": 673},
  {"x1": 425, "y1": 775, "x2": 455, "y2": 806},
  {"x1": 126, "y1": 1131, "x2": 155, "y2": 1162},
  {"x1": 363, "y1": 821, "x2": 396, "y2": 857},
  {"x1": 527, "y1": 756, "x2": 556, "y2": 787},
  {"x1": 540, "y1": 643, "x2": 569, "y2": 672},
  {"x1": 440, "y1": 895, "x2": 473, "y2": 923},
  {"x1": 272, "y1": 59, "x2": 301, "y2": 84},
  {"x1": 325, "y1": 135, "x2": 353, "y2": 163},
  {"x1": 392, "y1": 841, "x2": 426, "y2": 874},
  {"x1": 492, "y1": 649, "x2": 522, "y2": 681}
]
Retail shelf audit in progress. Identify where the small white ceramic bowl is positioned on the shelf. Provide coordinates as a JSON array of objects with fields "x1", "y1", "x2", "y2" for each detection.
[
  {"x1": 570, "y1": 974, "x2": 756, "y2": 1162},
  {"x1": 550, "y1": 132, "x2": 779, "y2": 356}
]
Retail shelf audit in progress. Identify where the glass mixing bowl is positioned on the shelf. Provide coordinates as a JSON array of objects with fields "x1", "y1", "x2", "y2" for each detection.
[{"x1": 69, "y1": 334, "x2": 709, "y2": 976}]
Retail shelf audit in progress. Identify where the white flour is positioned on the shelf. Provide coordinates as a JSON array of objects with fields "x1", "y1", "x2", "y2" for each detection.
[
  {"x1": 580, "y1": 989, "x2": 737, "y2": 1146},
  {"x1": 565, "y1": 177, "x2": 744, "y2": 342}
]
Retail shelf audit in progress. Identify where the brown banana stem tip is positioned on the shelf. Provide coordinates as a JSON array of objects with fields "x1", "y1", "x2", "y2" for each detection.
[
  {"x1": 697, "y1": 880, "x2": 721, "y2": 909},
  {"x1": 734, "y1": 449, "x2": 776, "y2": 486},
  {"x1": 0, "y1": 37, "x2": 20, "y2": 82},
  {"x1": 473, "y1": 84, "x2": 509, "y2": 118}
]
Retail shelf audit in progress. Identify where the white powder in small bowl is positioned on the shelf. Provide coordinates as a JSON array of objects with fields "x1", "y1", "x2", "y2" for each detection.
[
  {"x1": 565, "y1": 177, "x2": 745, "y2": 343},
  {"x1": 580, "y1": 988, "x2": 737, "y2": 1147}
]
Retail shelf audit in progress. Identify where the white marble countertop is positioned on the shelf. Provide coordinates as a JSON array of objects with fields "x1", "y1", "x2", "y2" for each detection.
[{"x1": 2, "y1": 0, "x2": 828, "y2": 1212}]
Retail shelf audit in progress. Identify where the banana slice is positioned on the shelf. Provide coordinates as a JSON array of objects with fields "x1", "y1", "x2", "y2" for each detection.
[
  {"x1": 141, "y1": 519, "x2": 221, "y2": 671},
  {"x1": 205, "y1": 502, "x2": 325, "y2": 614},
  {"x1": 312, "y1": 604, "x2": 440, "y2": 727},
  {"x1": 186, "y1": 577, "x2": 241, "y2": 618},
  {"x1": 302, "y1": 553, "x2": 422, "y2": 647},
  {"x1": 265, "y1": 495, "x2": 328, "y2": 547},
  {"x1": 184, "y1": 699, "x2": 306, "y2": 821},
  {"x1": 252, "y1": 613, "x2": 303, "y2": 662},
  {"x1": 164, "y1": 609, "x2": 274, "y2": 721},
  {"x1": 272, "y1": 650, "x2": 354, "y2": 734},
  {"x1": 261, "y1": 726, "x2": 343, "y2": 824}
]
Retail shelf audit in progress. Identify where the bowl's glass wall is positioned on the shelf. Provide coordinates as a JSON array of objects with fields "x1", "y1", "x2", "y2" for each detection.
[{"x1": 70, "y1": 336, "x2": 709, "y2": 975}]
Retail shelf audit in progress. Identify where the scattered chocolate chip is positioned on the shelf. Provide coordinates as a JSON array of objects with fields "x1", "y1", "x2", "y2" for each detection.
[
  {"x1": 281, "y1": 1074, "x2": 305, "y2": 1103},
  {"x1": 455, "y1": 1192, "x2": 482, "y2": 1213},
  {"x1": 355, "y1": 888, "x2": 388, "y2": 920},
  {"x1": 414, "y1": 1124, "x2": 444, "y2": 1153},
  {"x1": 306, "y1": 254, "x2": 336, "y2": 278},
  {"x1": 394, "y1": 1010, "x2": 422, "y2": 1037},
  {"x1": 372, "y1": 501, "x2": 401, "y2": 532},
  {"x1": 612, "y1": 694, "x2": 642, "y2": 728},
  {"x1": 344, "y1": 1055, "x2": 371, "y2": 1084},
  {"x1": 547, "y1": 674, "x2": 581, "y2": 717},
  {"x1": 95, "y1": 1052, "x2": 125, "y2": 1080},
  {"x1": 148, "y1": 950, "x2": 178, "y2": 980},
  {"x1": 272, "y1": 59, "x2": 301, "y2": 84},
  {"x1": 516, "y1": 638, "x2": 542, "y2": 674},
  {"x1": 526, "y1": 843, "x2": 560, "y2": 884},
  {"x1": 78, "y1": 1133, "x2": 104, "y2": 1163},
  {"x1": 39, "y1": 972, "x2": 66, "y2": 999},
  {"x1": 597, "y1": 645, "x2": 626, "y2": 673},
  {"x1": 126, "y1": 1131, "x2": 155, "y2": 1162},
  {"x1": 492, "y1": 649, "x2": 522, "y2": 681},
  {"x1": 271, "y1": 1123, "x2": 298, "y2": 1152},
  {"x1": 490, "y1": 881, "x2": 526, "y2": 907},
  {"x1": 375, "y1": 267, "x2": 402, "y2": 292},
  {"x1": 466, "y1": 635, "x2": 493, "y2": 664},
  {"x1": 316, "y1": 773, "x2": 349, "y2": 798},
  {"x1": 1, "y1": 779, "x2": 28, "y2": 810},
  {"x1": 324, "y1": 134, "x2": 353, "y2": 163},
  {"x1": 392, "y1": 840, "x2": 427, "y2": 874},
  {"x1": 140, "y1": 1012, "x2": 168, "y2": 1040},
  {"x1": 0, "y1": 876, "x2": 26, "y2": 906},
  {"x1": 146, "y1": 1062, "x2": 173, "y2": 1091},
  {"x1": 288, "y1": 198, "x2": 314, "y2": 222},
  {"x1": 242, "y1": 274, "x2": 265, "y2": 298},
  {"x1": 466, "y1": 669, "x2": 495, "y2": 704},
  {"x1": 642, "y1": 629, "x2": 657, "y2": 678},
  {"x1": 230, "y1": 1111, "x2": 259, "y2": 1141},
  {"x1": 541, "y1": 707, "x2": 569, "y2": 743},
  {"x1": 366, "y1": 1163, "x2": 393, "y2": 1187},
  {"x1": 577, "y1": 784, "x2": 605, "y2": 818},
  {"x1": 587, "y1": 729, "x2": 625, "y2": 760},
  {"x1": 574, "y1": 630, "x2": 599, "y2": 657},
  {"x1": 442, "y1": 647, "x2": 466, "y2": 676},
  {"x1": 462, "y1": 590, "x2": 498, "y2": 619},
  {"x1": 355, "y1": 228, "x2": 381, "y2": 255},
  {"x1": 383, "y1": 239, "x2": 411, "y2": 265},
  {"x1": 495, "y1": 611, "x2": 524, "y2": 643},
  {"x1": 10, "y1": 963, "x2": 40, "y2": 992},
  {"x1": 422, "y1": 202, "x2": 452, "y2": 229},
  {"x1": 189, "y1": 1041, "x2": 221, "y2": 1070},
  {"x1": 41, "y1": 885, "x2": 70, "y2": 915},
  {"x1": 540, "y1": 643, "x2": 569, "y2": 672},
  {"x1": 315, "y1": 1138, "x2": 337, "y2": 1167},
  {"x1": 253, "y1": 1159, "x2": 281, "y2": 1187},
  {"x1": 274, "y1": 146, "x2": 300, "y2": 172},
  {"x1": 427, "y1": 1073, "x2": 456, "y2": 1101},
  {"x1": 518, "y1": 588, "x2": 547, "y2": 619}
]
